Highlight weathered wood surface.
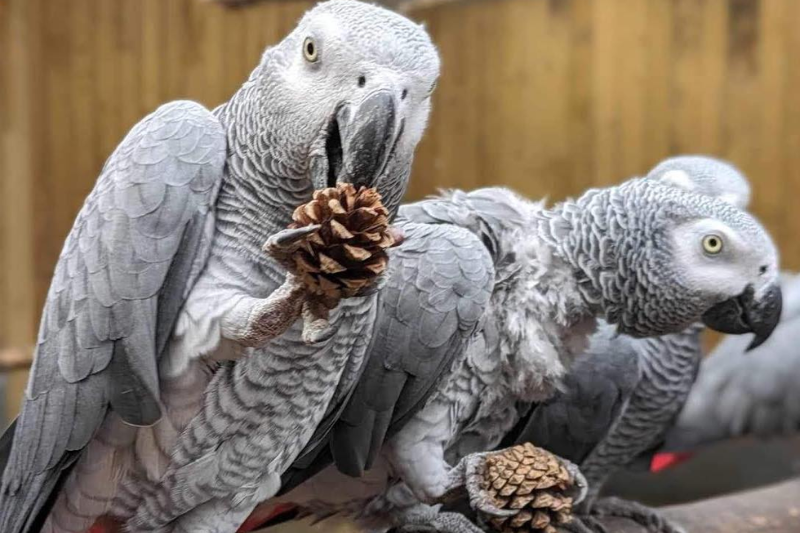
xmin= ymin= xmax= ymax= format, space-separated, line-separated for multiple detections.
xmin=604 ymin=477 xmax=800 ymax=533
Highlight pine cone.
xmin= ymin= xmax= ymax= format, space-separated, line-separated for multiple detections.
xmin=481 ymin=443 xmax=575 ymax=533
xmin=289 ymin=183 xmax=400 ymax=306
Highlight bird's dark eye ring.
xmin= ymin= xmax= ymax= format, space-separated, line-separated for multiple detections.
xmin=303 ymin=37 xmax=318 ymax=62
xmin=702 ymin=234 xmax=723 ymax=255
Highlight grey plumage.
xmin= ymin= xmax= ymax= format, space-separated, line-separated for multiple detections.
xmin=0 ymin=2 xmax=440 ymax=532
xmin=507 ymin=324 xmax=702 ymax=500
xmin=645 ymin=155 xmax=751 ymax=209
xmin=664 ymin=272 xmax=800 ymax=450
xmin=267 ymin=172 xmax=781 ymax=533
xmin=0 ymin=101 xmax=226 ymax=533
xmin=498 ymin=157 xmax=757 ymax=533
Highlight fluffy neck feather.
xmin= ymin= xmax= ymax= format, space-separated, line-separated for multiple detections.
xmin=478 ymin=195 xmax=601 ymax=402
xmin=212 ymin=52 xmax=316 ymax=269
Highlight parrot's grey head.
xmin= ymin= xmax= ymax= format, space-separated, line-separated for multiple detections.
xmin=549 ymin=179 xmax=781 ymax=349
xmin=242 ymin=0 xmax=439 ymax=215
xmin=646 ymin=155 xmax=751 ymax=210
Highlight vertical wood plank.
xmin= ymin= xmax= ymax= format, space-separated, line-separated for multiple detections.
xmin=5 ymin=0 xmax=800 ymax=425
xmin=1 ymin=0 xmax=39 ymax=418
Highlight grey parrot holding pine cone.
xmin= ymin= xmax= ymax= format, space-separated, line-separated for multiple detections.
xmin=0 ymin=1 xmax=440 ymax=532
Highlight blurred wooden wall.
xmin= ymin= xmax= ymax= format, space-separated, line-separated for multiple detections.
xmin=2 ymin=0 xmax=800 ymax=417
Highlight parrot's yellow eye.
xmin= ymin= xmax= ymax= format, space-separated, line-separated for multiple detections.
xmin=702 ymin=234 xmax=723 ymax=255
xmin=303 ymin=37 xmax=318 ymax=62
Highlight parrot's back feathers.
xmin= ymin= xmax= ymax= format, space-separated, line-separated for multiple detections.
xmin=0 ymin=101 xmax=227 ymax=533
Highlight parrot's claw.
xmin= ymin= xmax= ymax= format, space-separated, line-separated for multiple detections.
xmin=263 ymin=225 xmax=321 ymax=267
xmin=588 ymin=497 xmax=686 ymax=533
xmin=559 ymin=457 xmax=589 ymax=505
xmin=392 ymin=504 xmax=488 ymax=533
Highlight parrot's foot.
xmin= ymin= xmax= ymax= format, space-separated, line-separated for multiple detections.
xmin=587 ymin=497 xmax=685 ymax=533
xmin=301 ymin=297 xmax=335 ymax=344
xmin=557 ymin=515 xmax=609 ymax=533
xmin=558 ymin=456 xmax=589 ymax=505
xmin=391 ymin=504 xmax=487 ymax=533
xmin=441 ymin=448 xmax=589 ymax=520
xmin=442 ymin=451 xmax=518 ymax=518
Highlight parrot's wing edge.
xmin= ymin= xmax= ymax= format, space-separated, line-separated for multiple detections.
xmin=0 ymin=100 xmax=226 ymax=533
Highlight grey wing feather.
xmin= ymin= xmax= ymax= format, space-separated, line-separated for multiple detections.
xmin=398 ymin=187 xmax=528 ymax=260
xmin=0 ymin=101 xmax=226 ymax=533
xmin=664 ymin=273 xmax=800 ymax=450
xmin=504 ymin=324 xmax=642 ymax=464
xmin=281 ymin=222 xmax=494 ymax=488
xmin=330 ymin=222 xmax=494 ymax=477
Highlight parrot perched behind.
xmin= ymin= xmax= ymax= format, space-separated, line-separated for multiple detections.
xmin=0 ymin=2 xmax=440 ymax=533
xmin=661 ymin=272 xmax=800 ymax=452
xmin=252 ymin=171 xmax=782 ymax=533
xmin=496 ymin=156 xmax=757 ymax=533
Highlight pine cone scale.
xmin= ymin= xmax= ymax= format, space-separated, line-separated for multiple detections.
xmin=287 ymin=183 xmax=400 ymax=304
xmin=480 ymin=443 xmax=576 ymax=533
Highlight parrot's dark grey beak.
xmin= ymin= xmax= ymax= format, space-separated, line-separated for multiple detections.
xmin=701 ymin=283 xmax=782 ymax=350
xmin=336 ymin=90 xmax=398 ymax=188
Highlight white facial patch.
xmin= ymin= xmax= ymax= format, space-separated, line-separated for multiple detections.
xmin=671 ymin=219 xmax=751 ymax=298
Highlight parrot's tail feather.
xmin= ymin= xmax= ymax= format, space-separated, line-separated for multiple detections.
xmin=650 ymin=452 xmax=694 ymax=473
xmin=237 ymin=503 xmax=299 ymax=532
xmin=0 ymin=451 xmax=79 ymax=533
xmin=0 ymin=418 xmax=17 ymax=479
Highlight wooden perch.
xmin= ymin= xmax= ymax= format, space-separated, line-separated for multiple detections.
xmin=599 ymin=477 xmax=800 ymax=533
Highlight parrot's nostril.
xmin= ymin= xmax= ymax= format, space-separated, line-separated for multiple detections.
xmin=401 ymin=89 xmax=408 ymax=100
xmin=759 ymin=265 xmax=768 ymax=275
xmin=358 ymin=76 xmax=366 ymax=88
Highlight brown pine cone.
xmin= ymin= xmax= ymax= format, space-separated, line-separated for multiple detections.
xmin=289 ymin=183 xmax=401 ymax=307
xmin=481 ymin=443 xmax=575 ymax=533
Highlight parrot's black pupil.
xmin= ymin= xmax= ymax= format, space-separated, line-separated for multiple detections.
xmin=306 ymin=42 xmax=314 ymax=56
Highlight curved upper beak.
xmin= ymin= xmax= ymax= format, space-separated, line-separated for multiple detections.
xmin=333 ymin=90 xmax=399 ymax=188
xmin=701 ymin=283 xmax=783 ymax=351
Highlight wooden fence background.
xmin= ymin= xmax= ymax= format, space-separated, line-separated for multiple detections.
xmin=2 ymin=0 xmax=800 ymax=449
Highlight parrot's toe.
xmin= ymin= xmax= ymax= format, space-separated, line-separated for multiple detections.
xmin=589 ymin=497 xmax=686 ymax=533
xmin=461 ymin=453 xmax=518 ymax=518
xmin=558 ymin=457 xmax=589 ymax=505
xmin=558 ymin=515 xmax=609 ymax=533
xmin=392 ymin=505 xmax=487 ymax=533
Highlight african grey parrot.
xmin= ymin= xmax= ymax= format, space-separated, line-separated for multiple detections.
xmin=0 ymin=2 xmax=440 ymax=532
xmin=248 ymin=171 xmax=782 ymax=533
xmin=661 ymin=271 xmax=800 ymax=452
xmin=494 ymin=156 xmax=759 ymax=533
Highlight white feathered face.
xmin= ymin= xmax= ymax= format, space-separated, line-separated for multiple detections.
xmin=261 ymin=0 xmax=440 ymax=214
xmin=671 ymin=217 xmax=778 ymax=304
xmin=665 ymin=197 xmax=781 ymax=349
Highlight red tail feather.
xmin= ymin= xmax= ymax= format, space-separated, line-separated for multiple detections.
xmin=651 ymin=452 xmax=693 ymax=473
